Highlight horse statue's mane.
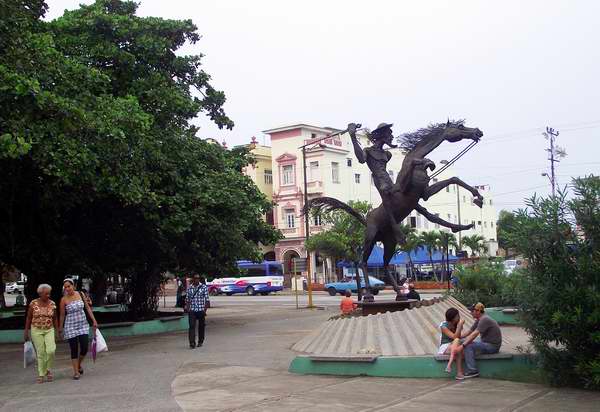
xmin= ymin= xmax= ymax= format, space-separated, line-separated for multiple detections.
xmin=397 ymin=119 xmax=466 ymax=152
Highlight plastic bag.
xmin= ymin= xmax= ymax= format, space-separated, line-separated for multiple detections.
xmin=23 ymin=341 xmax=36 ymax=369
xmin=95 ymin=329 xmax=108 ymax=353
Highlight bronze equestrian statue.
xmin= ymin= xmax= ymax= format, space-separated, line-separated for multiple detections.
xmin=305 ymin=120 xmax=484 ymax=301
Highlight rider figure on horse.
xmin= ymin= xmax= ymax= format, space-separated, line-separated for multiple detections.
xmin=348 ymin=122 xmax=406 ymax=244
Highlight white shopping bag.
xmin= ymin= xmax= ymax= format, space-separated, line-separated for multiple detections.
xmin=95 ymin=329 xmax=108 ymax=353
xmin=23 ymin=341 xmax=36 ymax=369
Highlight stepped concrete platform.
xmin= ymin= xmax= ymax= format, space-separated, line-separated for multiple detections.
xmin=289 ymin=297 xmax=537 ymax=382
xmin=293 ymin=296 xmax=510 ymax=357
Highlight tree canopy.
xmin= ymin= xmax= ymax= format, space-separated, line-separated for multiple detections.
xmin=0 ymin=1 xmax=280 ymax=313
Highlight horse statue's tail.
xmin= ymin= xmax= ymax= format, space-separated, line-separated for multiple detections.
xmin=303 ymin=197 xmax=366 ymax=226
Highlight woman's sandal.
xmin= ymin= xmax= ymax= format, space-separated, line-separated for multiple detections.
xmin=36 ymin=376 xmax=44 ymax=384
xmin=73 ymin=374 xmax=80 ymax=380
xmin=79 ymin=367 xmax=84 ymax=375
xmin=46 ymin=371 xmax=53 ymax=382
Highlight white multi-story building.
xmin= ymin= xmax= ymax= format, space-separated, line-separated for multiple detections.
xmin=250 ymin=123 xmax=497 ymax=285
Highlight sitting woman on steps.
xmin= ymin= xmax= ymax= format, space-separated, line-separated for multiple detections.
xmin=439 ymin=307 xmax=465 ymax=380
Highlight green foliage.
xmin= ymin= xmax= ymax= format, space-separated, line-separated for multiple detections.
xmin=0 ymin=1 xmax=280 ymax=316
xmin=305 ymin=201 xmax=371 ymax=265
xmin=497 ymin=210 xmax=518 ymax=256
xmin=509 ymin=176 xmax=600 ymax=389
xmin=451 ymin=262 xmax=521 ymax=307
xmin=462 ymin=234 xmax=486 ymax=256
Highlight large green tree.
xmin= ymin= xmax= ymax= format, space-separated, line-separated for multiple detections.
xmin=305 ymin=201 xmax=371 ymax=299
xmin=497 ymin=210 xmax=518 ymax=257
xmin=0 ymin=1 xmax=280 ymax=314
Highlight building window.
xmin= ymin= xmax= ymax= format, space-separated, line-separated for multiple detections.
xmin=309 ymin=161 xmax=319 ymax=181
xmin=371 ymin=174 xmax=374 ymax=185
xmin=331 ymin=162 xmax=340 ymax=183
xmin=472 ymin=220 xmax=475 ymax=226
xmin=409 ymin=216 xmax=417 ymax=228
xmin=489 ymin=199 xmax=493 ymax=205
xmin=282 ymin=165 xmax=294 ymax=185
xmin=347 ymin=158 xmax=352 ymax=167
xmin=447 ymin=213 xmax=452 ymax=223
xmin=491 ymin=222 xmax=494 ymax=228
xmin=265 ymin=210 xmax=274 ymax=226
xmin=313 ymin=214 xmax=322 ymax=226
xmin=354 ymin=173 xmax=361 ymax=184
xmin=285 ymin=209 xmax=295 ymax=228
xmin=446 ymin=186 xmax=450 ymax=193
xmin=432 ymin=178 xmax=438 ymax=183
xmin=264 ymin=169 xmax=272 ymax=185
xmin=311 ymin=133 xmax=317 ymax=139
xmin=477 ymin=221 xmax=482 ymax=226
xmin=388 ymin=170 xmax=394 ymax=180
xmin=484 ymin=221 xmax=488 ymax=228
xmin=435 ymin=213 xmax=440 ymax=229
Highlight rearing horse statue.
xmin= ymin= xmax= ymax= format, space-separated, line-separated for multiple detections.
xmin=305 ymin=120 xmax=484 ymax=301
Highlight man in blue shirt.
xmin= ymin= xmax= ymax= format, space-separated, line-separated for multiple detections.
xmin=185 ymin=273 xmax=210 ymax=349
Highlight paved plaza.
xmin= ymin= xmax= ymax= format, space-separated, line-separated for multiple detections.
xmin=1 ymin=295 xmax=599 ymax=411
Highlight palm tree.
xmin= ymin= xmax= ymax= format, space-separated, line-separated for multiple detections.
xmin=462 ymin=234 xmax=487 ymax=257
xmin=419 ymin=230 xmax=441 ymax=281
xmin=437 ymin=232 xmax=458 ymax=281
xmin=396 ymin=226 xmax=425 ymax=279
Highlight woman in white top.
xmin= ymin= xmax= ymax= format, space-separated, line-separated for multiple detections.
xmin=439 ymin=307 xmax=465 ymax=380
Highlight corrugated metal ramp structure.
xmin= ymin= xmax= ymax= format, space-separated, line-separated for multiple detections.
xmin=292 ymin=297 xmax=511 ymax=357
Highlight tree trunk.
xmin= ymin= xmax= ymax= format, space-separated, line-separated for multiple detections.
xmin=0 ymin=278 xmax=5 ymax=309
xmin=353 ymin=262 xmax=362 ymax=301
xmin=429 ymin=252 xmax=438 ymax=282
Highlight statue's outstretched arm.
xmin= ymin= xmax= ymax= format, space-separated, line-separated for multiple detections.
xmin=348 ymin=123 xmax=366 ymax=163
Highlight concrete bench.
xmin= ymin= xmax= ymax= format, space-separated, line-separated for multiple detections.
xmin=98 ymin=322 xmax=135 ymax=329
xmin=309 ymin=354 xmax=379 ymax=363
xmin=159 ymin=316 xmax=184 ymax=323
xmin=434 ymin=353 xmax=513 ymax=361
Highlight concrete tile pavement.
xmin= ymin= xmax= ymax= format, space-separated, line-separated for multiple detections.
xmin=171 ymin=363 xmax=600 ymax=411
xmin=2 ymin=302 xmax=599 ymax=411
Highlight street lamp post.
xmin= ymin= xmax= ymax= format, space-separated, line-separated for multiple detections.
xmin=301 ymin=145 xmax=314 ymax=308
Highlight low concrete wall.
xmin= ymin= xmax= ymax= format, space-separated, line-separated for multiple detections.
xmin=0 ymin=316 xmax=188 ymax=344
xmin=289 ymin=354 xmax=542 ymax=383
xmin=486 ymin=308 xmax=522 ymax=325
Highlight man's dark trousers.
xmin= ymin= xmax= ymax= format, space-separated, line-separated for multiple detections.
xmin=188 ymin=311 xmax=206 ymax=346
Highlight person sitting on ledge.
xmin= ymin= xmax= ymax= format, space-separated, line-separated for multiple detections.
xmin=439 ymin=307 xmax=465 ymax=380
xmin=406 ymin=280 xmax=420 ymax=300
xmin=340 ymin=289 xmax=357 ymax=315
xmin=460 ymin=302 xmax=502 ymax=379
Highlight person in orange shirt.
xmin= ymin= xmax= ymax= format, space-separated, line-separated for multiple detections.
xmin=340 ymin=289 xmax=357 ymax=315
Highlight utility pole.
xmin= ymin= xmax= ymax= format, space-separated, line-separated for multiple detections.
xmin=545 ymin=127 xmax=560 ymax=197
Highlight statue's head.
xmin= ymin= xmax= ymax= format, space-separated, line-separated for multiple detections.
xmin=442 ymin=119 xmax=483 ymax=143
xmin=369 ymin=123 xmax=398 ymax=148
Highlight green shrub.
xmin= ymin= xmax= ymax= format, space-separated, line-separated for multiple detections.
xmin=509 ymin=177 xmax=600 ymax=389
xmin=451 ymin=261 xmax=520 ymax=307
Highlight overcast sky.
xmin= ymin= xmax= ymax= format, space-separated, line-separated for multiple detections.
xmin=46 ymin=0 xmax=600 ymax=212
